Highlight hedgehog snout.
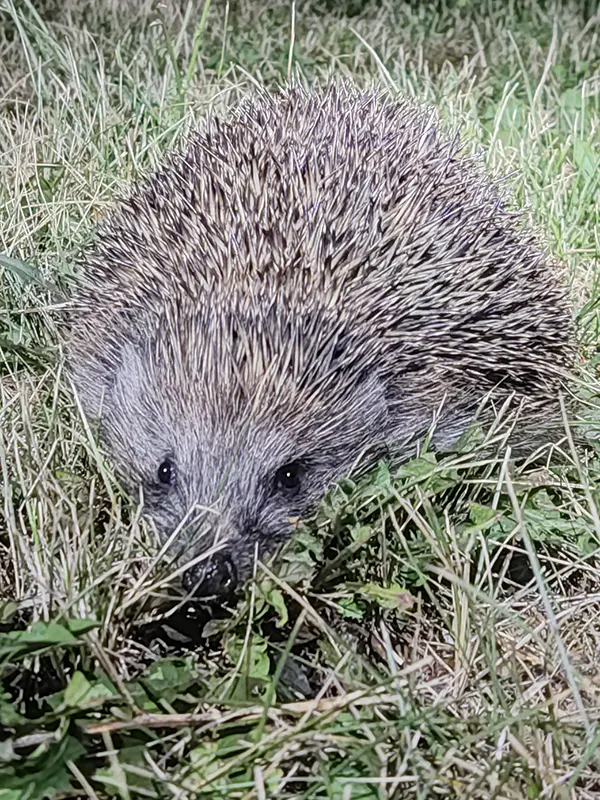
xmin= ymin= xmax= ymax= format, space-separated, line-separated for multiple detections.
xmin=182 ymin=552 xmax=238 ymax=598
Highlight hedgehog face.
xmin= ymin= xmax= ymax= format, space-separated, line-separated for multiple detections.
xmin=84 ymin=338 xmax=391 ymax=596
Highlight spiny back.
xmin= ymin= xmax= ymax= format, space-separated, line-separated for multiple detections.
xmin=73 ymin=83 xmax=571 ymax=404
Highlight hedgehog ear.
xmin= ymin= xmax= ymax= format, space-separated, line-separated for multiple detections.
xmin=69 ymin=352 xmax=108 ymax=425
xmin=71 ymin=342 xmax=148 ymax=426
xmin=110 ymin=343 xmax=148 ymax=405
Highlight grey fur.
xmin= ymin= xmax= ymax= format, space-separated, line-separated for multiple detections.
xmin=66 ymin=83 xmax=573 ymax=586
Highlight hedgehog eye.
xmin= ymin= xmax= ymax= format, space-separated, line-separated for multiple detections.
xmin=274 ymin=461 xmax=305 ymax=493
xmin=157 ymin=458 xmax=175 ymax=486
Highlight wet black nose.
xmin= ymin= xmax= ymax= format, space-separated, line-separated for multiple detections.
xmin=182 ymin=553 xmax=238 ymax=598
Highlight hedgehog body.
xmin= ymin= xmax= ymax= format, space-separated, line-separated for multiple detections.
xmin=67 ymin=84 xmax=573 ymax=595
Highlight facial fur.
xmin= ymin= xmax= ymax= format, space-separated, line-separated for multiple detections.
xmin=78 ymin=308 xmax=396 ymax=583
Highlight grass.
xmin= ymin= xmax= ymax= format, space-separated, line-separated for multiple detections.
xmin=1 ymin=0 xmax=600 ymax=797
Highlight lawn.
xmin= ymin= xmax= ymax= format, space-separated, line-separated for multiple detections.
xmin=1 ymin=1 xmax=600 ymax=797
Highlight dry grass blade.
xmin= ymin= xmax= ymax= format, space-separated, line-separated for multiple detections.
xmin=1 ymin=1 xmax=600 ymax=798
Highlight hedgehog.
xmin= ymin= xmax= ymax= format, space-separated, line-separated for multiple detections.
xmin=66 ymin=83 xmax=573 ymax=597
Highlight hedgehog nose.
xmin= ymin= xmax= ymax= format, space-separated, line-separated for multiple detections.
xmin=182 ymin=553 xmax=238 ymax=598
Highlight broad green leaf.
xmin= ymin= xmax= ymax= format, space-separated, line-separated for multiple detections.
xmin=0 ymin=696 xmax=25 ymax=728
xmin=0 ymin=254 xmax=62 ymax=298
xmin=0 ymin=736 xmax=84 ymax=800
xmin=65 ymin=619 xmax=100 ymax=636
xmin=396 ymin=454 xmax=438 ymax=479
xmin=358 ymin=582 xmax=415 ymax=611
xmin=63 ymin=671 xmax=115 ymax=710
xmin=573 ymin=141 xmax=600 ymax=180
xmin=0 ymin=620 xmax=97 ymax=661
xmin=140 ymin=657 xmax=197 ymax=703
xmin=263 ymin=586 xmax=288 ymax=627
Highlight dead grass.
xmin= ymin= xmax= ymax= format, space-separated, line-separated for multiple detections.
xmin=1 ymin=1 xmax=600 ymax=798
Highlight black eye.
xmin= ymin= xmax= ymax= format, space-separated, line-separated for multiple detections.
xmin=157 ymin=458 xmax=175 ymax=486
xmin=274 ymin=461 xmax=305 ymax=492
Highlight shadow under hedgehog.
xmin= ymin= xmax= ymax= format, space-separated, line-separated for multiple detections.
xmin=65 ymin=82 xmax=574 ymax=598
